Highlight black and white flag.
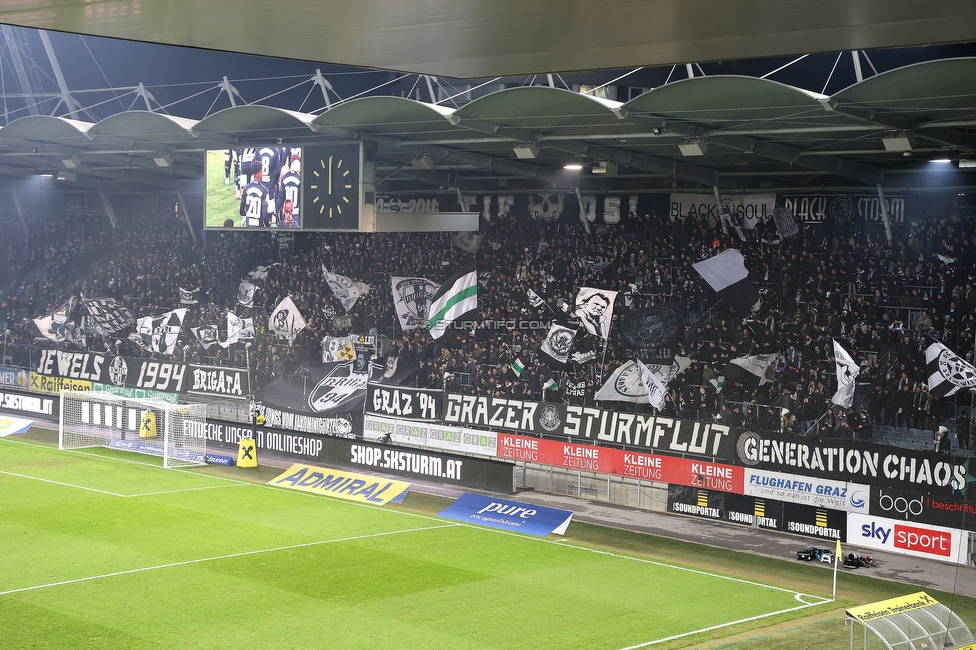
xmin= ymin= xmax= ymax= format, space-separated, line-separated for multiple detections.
xmin=594 ymin=357 xmax=691 ymax=403
xmin=452 ymin=232 xmax=484 ymax=254
xmin=925 ymin=341 xmax=976 ymax=397
xmin=619 ymin=303 xmax=685 ymax=364
xmin=322 ymin=335 xmax=357 ymax=363
xmin=83 ymin=297 xmax=135 ymax=337
xmin=239 ymin=317 xmax=255 ymax=340
xmin=134 ymin=308 xmax=187 ymax=355
xmin=33 ymin=300 xmax=86 ymax=347
xmin=771 ymin=207 xmax=800 ymax=240
xmin=221 ymin=312 xmax=243 ymax=348
xmin=573 ymin=287 xmax=617 ymax=339
xmin=390 ymin=276 xmax=440 ymax=330
xmin=831 ymin=339 xmax=859 ymax=408
xmin=322 ymin=265 xmax=370 ymax=313
xmin=692 ymin=249 xmax=759 ymax=317
xmin=179 ymin=287 xmax=200 ymax=305
xmin=191 ymin=326 xmax=219 ymax=351
xmin=730 ymin=353 xmax=779 ymax=386
xmin=237 ymin=281 xmax=256 ymax=309
xmin=269 ymin=296 xmax=307 ymax=340
xmin=526 ymin=288 xmax=544 ymax=308
xmin=539 ymin=323 xmax=577 ymax=367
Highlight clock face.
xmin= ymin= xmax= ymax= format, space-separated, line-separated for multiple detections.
xmin=303 ymin=143 xmax=361 ymax=230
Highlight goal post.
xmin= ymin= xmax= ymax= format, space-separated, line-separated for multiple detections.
xmin=59 ymin=390 xmax=208 ymax=468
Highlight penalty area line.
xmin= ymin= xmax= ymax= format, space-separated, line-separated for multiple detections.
xmin=0 ymin=523 xmax=457 ymax=597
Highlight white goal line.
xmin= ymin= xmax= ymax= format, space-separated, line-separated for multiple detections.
xmin=0 ymin=469 xmax=246 ymax=498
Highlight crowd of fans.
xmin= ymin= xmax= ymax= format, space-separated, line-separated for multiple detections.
xmin=0 ymin=199 xmax=973 ymax=451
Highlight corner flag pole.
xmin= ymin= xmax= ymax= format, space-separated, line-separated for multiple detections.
xmin=832 ymin=537 xmax=842 ymax=600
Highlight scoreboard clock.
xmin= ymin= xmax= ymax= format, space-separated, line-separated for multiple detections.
xmin=303 ymin=142 xmax=362 ymax=230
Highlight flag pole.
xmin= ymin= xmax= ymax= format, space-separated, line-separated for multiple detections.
xmin=832 ymin=537 xmax=841 ymax=600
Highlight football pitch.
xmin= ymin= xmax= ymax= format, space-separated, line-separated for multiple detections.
xmin=1 ymin=435 xmax=833 ymax=649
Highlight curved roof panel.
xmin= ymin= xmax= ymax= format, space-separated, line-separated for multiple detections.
xmin=88 ymin=112 xmax=198 ymax=144
xmin=313 ymin=97 xmax=458 ymax=136
xmin=455 ymin=86 xmax=624 ymax=131
xmin=831 ymin=57 xmax=976 ymax=122
xmin=192 ymin=106 xmax=315 ymax=138
xmin=622 ymin=76 xmax=833 ymax=128
xmin=0 ymin=115 xmax=94 ymax=145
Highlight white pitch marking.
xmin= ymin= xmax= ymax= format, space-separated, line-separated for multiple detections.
xmin=0 ymin=470 xmax=126 ymax=497
xmin=0 ymin=524 xmax=457 ymax=597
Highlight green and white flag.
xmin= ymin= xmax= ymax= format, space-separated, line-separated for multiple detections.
xmin=427 ymin=266 xmax=478 ymax=339
xmin=512 ymin=358 xmax=525 ymax=377
xmin=543 ymin=378 xmax=559 ymax=391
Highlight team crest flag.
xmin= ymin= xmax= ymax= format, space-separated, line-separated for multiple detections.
xmin=730 ymin=353 xmax=779 ymax=386
xmin=427 ymin=266 xmax=478 ymax=340
xmin=539 ymin=323 xmax=577 ymax=367
xmin=134 ymin=308 xmax=187 ymax=355
xmin=269 ymin=296 xmax=307 ymax=340
xmin=595 ymin=357 xmax=691 ymax=403
xmin=322 ymin=265 xmax=370 ymax=313
xmin=237 ymin=281 xmax=256 ymax=308
xmin=831 ymin=339 xmax=859 ymax=407
xmin=191 ymin=325 xmax=219 ymax=351
xmin=390 ymin=276 xmax=440 ymax=330
xmin=925 ymin=340 xmax=976 ymax=397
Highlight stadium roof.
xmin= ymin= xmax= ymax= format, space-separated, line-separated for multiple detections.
xmin=0 ymin=57 xmax=973 ymax=195
xmin=3 ymin=1 xmax=976 ymax=79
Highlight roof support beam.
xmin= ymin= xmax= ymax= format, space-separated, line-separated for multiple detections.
xmin=626 ymin=113 xmax=886 ymax=185
xmin=827 ymin=100 xmax=973 ymax=150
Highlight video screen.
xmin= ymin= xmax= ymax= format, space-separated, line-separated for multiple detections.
xmin=205 ymin=147 xmax=303 ymax=229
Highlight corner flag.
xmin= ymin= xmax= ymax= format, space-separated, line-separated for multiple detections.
xmin=427 ymin=266 xmax=478 ymax=339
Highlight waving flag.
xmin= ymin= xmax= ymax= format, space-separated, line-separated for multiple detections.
xmin=134 ymin=308 xmax=187 ymax=355
xmin=925 ymin=340 xmax=976 ymax=398
xmin=831 ymin=340 xmax=859 ymax=408
xmin=322 ymin=265 xmax=370 ymax=313
xmin=269 ymin=296 xmax=307 ymax=340
xmin=427 ymin=266 xmax=478 ymax=340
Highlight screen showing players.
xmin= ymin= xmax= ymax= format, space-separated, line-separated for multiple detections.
xmin=204 ymin=147 xmax=303 ymax=230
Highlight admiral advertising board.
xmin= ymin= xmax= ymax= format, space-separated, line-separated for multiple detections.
xmin=365 ymin=384 xmax=442 ymax=421
xmin=870 ymin=486 xmax=975 ymax=530
xmin=743 ymin=468 xmax=870 ymax=514
xmin=206 ymin=418 xmax=514 ymax=493
xmin=497 ymin=433 xmax=744 ymax=493
xmin=445 ymin=394 xmax=734 ymax=460
xmin=734 ymin=430 xmax=967 ymax=495
xmin=847 ymin=512 xmax=965 ymax=564
xmin=32 ymin=351 xmax=249 ymax=399
xmin=363 ymin=414 xmax=497 ymax=457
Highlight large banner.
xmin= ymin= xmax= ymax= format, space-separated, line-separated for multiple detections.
xmin=259 ymin=361 xmax=368 ymax=416
xmin=669 ymin=193 xmax=776 ymax=230
xmin=444 ymin=394 xmax=734 ymax=460
xmin=497 ymin=433 xmax=744 ymax=492
xmin=365 ymin=384 xmax=442 ymax=421
xmin=33 ymin=350 xmax=249 ymax=399
xmin=437 ymin=493 xmax=573 ymax=537
xmin=733 ymin=430 xmax=967 ymax=495
xmin=82 ymin=297 xmax=136 ymax=336
xmin=782 ymin=192 xmax=905 ymax=224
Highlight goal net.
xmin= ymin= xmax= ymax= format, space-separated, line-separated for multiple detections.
xmin=59 ymin=390 xmax=207 ymax=468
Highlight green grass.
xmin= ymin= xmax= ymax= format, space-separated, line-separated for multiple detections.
xmin=204 ymin=149 xmax=241 ymax=228
xmin=2 ymin=430 xmax=973 ymax=649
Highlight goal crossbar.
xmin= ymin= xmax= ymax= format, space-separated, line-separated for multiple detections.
xmin=59 ymin=390 xmax=207 ymax=468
